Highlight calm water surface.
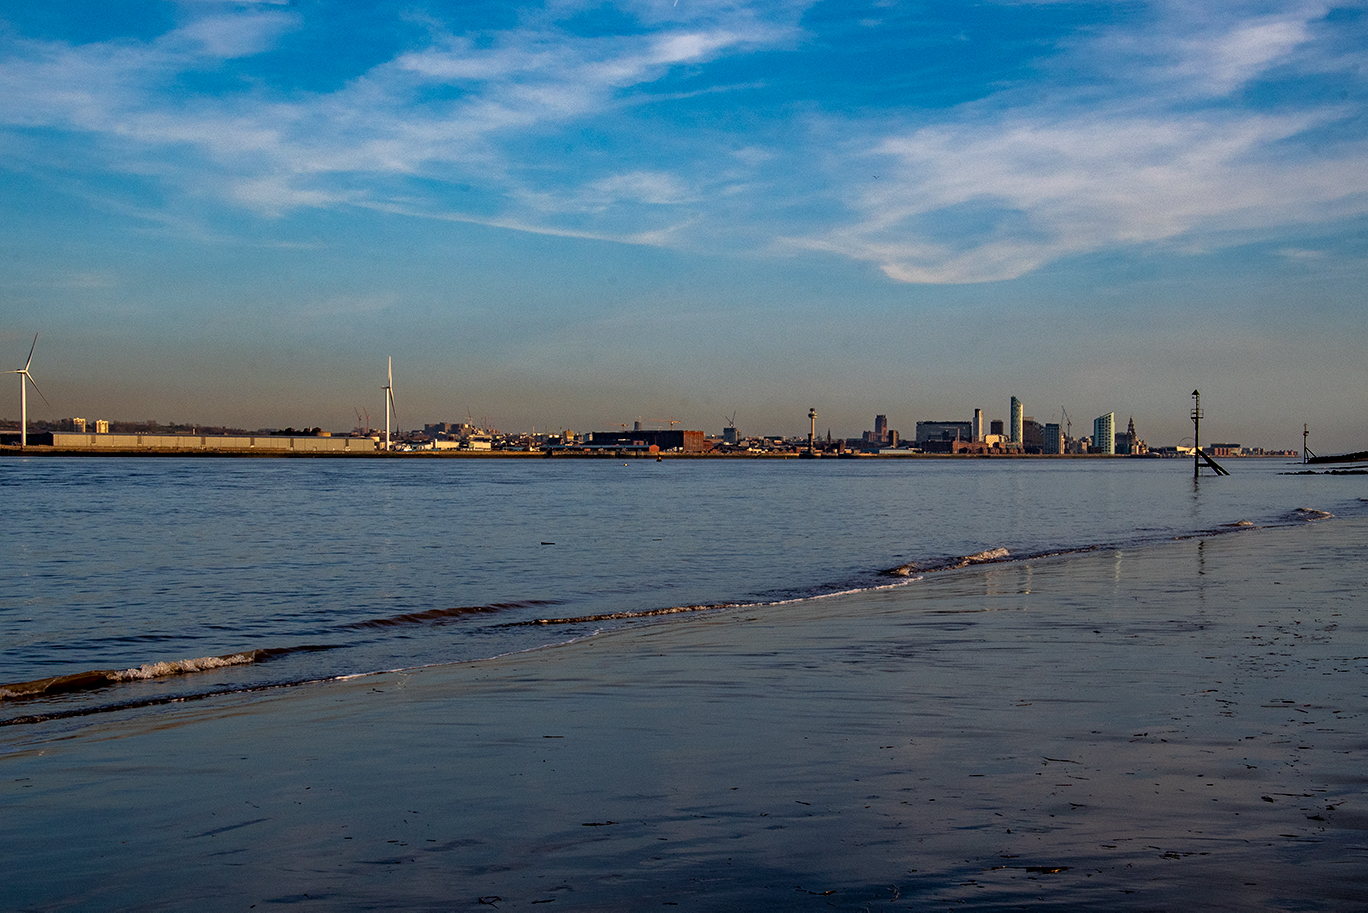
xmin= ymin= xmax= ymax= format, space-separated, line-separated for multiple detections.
xmin=2 ymin=455 xmax=1361 ymax=724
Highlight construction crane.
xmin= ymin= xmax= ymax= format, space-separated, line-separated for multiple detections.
xmin=646 ymin=418 xmax=681 ymax=429
xmin=1060 ymin=406 xmax=1072 ymax=440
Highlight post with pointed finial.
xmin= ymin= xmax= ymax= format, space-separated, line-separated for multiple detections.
xmin=1190 ymin=390 xmax=1203 ymax=478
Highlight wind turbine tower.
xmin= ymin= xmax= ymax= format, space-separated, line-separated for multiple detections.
xmin=8 ymin=334 xmax=49 ymax=449
xmin=382 ymin=357 xmax=397 ymax=452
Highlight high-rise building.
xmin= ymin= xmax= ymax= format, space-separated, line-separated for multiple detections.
xmin=990 ymin=419 xmax=1004 ymax=436
xmin=972 ymin=408 xmax=984 ymax=443
xmin=1093 ymin=412 xmax=1115 ymax=455
xmin=1043 ymin=423 xmax=1064 ymax=454
xmin=874 ymin=414 xmax=888 ymax=441
xmin=1010 ymin=397 xmax=1023 ymax=444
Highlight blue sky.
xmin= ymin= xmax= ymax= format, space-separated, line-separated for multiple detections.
xmin=2 ymin=0 xmax=1366 ymax=449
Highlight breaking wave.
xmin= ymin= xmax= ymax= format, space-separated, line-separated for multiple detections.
xmin=884 ymin=547 xmax=1011 ymax=577
xmin=0 ymin=645 xmax=337 ymax=702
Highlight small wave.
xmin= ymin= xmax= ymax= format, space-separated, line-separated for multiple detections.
xmin=342 ymin=600 xmax=560 ymax=630
xmin=0 ymin=645 xmax=336 ymax=701
xmin=509 ymin=603 xmax=740 ymax=627
xmin=1292 ymin=507 xmax=1334 ymax=521
xmin=885 ymin=547 xmax=1010 ymax=577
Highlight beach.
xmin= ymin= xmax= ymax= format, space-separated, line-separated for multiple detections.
xmin=4 ymin=513 xmax=1365 ymax=911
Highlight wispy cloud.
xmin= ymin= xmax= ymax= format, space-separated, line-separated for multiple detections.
xmin=793 ymin=0 xmax=1368 ymax=281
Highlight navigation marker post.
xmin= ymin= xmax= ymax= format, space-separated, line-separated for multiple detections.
xmin=1191 ymin=390 xmax=1202 ymax=479
xmin=1190 ymin=390 xmax=1230 ymax=477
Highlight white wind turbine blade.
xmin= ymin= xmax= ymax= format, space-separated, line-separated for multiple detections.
xmin=24 ymin=371 xmax=50 ymax=408
xmin=23 ymin=333 xmax=37 ymax=372
xmin=387 ymin=358 xmax=397 ymax=418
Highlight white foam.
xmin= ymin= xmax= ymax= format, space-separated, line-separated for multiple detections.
xmin=106 ymin=652 xmax=258 ymax=682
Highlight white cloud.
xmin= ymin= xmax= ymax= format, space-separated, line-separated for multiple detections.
xmin=792 ymin=1 xmax=1368 ymax=282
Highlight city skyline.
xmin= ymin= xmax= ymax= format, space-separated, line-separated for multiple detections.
xmin=2 ymin=2 xmax=1366 ymax=451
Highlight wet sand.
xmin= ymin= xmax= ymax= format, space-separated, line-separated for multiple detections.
xmin=4 ymin=518 xmax=1367 ymax=911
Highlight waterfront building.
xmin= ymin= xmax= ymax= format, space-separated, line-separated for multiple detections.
xmin=915 ymin=421 xmax=973 ymax=445
xmin=586 ymin=429 xmax=705 ymax=452
xmin=1043 ymin=422 xmax=1064 ymax=454
xmin=972 ymin=409 xmax=984 ymax=443
xmin=1093 ymin=413 xmax=1115 ymax=455
xmin=990 ymin=419 xmax=1004 ymax=437
xmin=1010 ymin=397 xmax=1023 ymax=445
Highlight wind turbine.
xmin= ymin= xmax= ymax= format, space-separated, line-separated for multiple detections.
xmin=382 ymin=357 xmax=397 ymax=451
xmin=8 ymin=334 xmax=49 ymax=449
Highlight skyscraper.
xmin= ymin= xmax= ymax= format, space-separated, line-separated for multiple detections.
xmin=1043 ymin=422 xmax=1063 ymax=454
xmin=874 ymin=414 xmax=888 ymax=444
xmin=972 ymin=408 xmax=984 ymax=443
xmin=1010 ymin=397 xmax=1023 ymax=445
xmin=1093 ymin=412 xmax=1115 ymax=455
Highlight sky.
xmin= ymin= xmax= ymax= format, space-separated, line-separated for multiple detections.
xmin=1 ymin=0 xmax=1366 ymax=450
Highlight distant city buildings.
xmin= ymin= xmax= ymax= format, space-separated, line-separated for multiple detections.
xmin=1115 ymin=416 xmax=1146 ymax=455
xmin=862 ymin=413 xmax=899 ymax=447
xmin=1 ymin=392 xmax=1278 ymax=458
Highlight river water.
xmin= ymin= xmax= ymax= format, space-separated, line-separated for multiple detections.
xmin=2 ymin=454 xmax=1361 ymax=727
